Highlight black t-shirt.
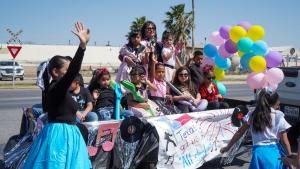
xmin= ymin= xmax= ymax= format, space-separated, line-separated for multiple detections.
xmin=70 ymin=87 xmax=92 ymax=111
xmin=189 ymin=63 xmax=204 ymax=91
xmin=95 ymin=87 xmax=116 ymax=110
xmin=46 ymin=47 xmax=85 ymax=124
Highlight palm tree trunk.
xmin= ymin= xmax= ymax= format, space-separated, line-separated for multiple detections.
xmin=192 ymin=0 xmax=195 ymax=54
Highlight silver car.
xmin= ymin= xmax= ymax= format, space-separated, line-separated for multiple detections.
xmin=0 ymin=60 xmax=25 ymax=80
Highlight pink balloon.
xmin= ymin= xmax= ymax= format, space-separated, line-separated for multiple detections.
xmin=246 ymin=72 xmax=267 ymax=90
xmin=202 ymin=57 xmax=215 ymax=66
xmin=218 ymin=44 xmax=232 ymax=58
xmin=265 ymin=68 xmax=284 ymax=84
xmin=209 ymin=31 xmax=224 ymax=46
xmin=269 ymin=83 xmax=278 ymax=91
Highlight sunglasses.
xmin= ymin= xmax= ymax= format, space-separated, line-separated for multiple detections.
xmin=179 ymin=73 xmax=189 ymax=77
xmin=206 ymin=76 xmax=216 ymax=80
xmin=146 ymin=27 xmax=155 ymax=30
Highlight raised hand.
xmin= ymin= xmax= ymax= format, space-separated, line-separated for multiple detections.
xmin=72 ymin=21 xmax=90 ymax=49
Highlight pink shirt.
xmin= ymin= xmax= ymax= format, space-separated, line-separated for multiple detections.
xmin=150 ymin=79 xmax=167 ymax=98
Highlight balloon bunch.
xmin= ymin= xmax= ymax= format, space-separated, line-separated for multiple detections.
xmin=204 ymin=21 xmax=284 ymax=91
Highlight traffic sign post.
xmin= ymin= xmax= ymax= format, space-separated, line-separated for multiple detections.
xmin=6 ymin=29 xmax=23 ymax=88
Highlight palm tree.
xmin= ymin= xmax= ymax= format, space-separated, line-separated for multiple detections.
xmin=126 ymin=16 xmax=146 ymax=38
xmin=163 ymin=4 xmax=193 ymax=46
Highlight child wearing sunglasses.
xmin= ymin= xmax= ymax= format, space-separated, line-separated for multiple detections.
xmin=171 ymin=66 xmax=208 ymax=113
xmin=199 ymin=65 xmax=229 ymax=110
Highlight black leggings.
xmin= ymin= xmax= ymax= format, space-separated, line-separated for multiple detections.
xmin=207 ymin=101 xmax=229 ymax=110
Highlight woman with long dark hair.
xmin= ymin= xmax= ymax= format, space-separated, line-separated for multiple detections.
xmin=23 ymin=22 xmax=91 ymax=169
xmin=221 ymin=88 xmax=292 ymax=169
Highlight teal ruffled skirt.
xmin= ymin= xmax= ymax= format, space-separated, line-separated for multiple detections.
xmin=23 ymin=123 xmax=91 ymax=169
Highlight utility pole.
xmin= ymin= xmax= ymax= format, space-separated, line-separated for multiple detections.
xmin=192 ymin=0 xmax=195 ymax=53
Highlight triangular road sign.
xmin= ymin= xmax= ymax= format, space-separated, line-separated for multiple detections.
xmin=7 ymin=45 xmax=22 ymax=59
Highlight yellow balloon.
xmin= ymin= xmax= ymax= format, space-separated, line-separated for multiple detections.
xmin=214 ymin=67 xmax=225 ymax=81
xmin=247 ymin=25 xmax=265 ymax=41
xmin=249 ymin=56 xmax=266 ymax=73
xmin=238 ymin=51 xmax=244 ymax=57
xmin=229 ymin=26 xmax=247 ymax=43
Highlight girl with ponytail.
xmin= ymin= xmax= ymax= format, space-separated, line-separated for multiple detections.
xmin=221 ymin=88 xmax=292 ymax=169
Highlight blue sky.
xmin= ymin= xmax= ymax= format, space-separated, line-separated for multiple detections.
xmin=0 ymin=0 xmax=299 ymax=48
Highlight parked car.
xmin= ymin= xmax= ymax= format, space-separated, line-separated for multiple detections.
xmin=277 ymin=66 xmax=300 ymax=126
xmin=0 ymin=60 xmax=24 ymax=80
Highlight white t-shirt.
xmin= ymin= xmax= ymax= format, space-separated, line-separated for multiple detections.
xmin=162 ymin=47 xmax=176 ymax=67
xmin=243 ymin=108 xmax=291 ymax=145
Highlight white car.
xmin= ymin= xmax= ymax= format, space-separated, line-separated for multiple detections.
xmin=277 ymin=66 xmax=300 ymax=126
xmin=0 ymin=60 xmax=25 ymax=80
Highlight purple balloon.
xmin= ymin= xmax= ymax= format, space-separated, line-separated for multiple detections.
xmin=224 ymin=39 xmax=237 ymax=54
xmin=265 ymin=51 xmax=283 ymax=68
xmin=219 ymin=25 xmax=231 ymax=40
xmin=219 ymin=44 xmax=231 ymax=58
xmin=238 ymin=21 xmax=252 ymax=30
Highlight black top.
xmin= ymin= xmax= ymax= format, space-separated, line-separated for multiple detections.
xmin=46 ymin=47 xmax=85 ymax=124
xmin=189 ymin=63 xmax=204 ymax=91
xmin=70 ymin=86 xmax=92 ymax=112
xmin=95 ymin=87 xmax=116 ymax=110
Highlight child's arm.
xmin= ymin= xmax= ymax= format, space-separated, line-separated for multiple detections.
xmin=127 ymin=94 xmax=150 ymax=109
xmin=175 ymin=54 xmax=183 ymax=67
xmin=150 ymin=55 xmax=157 ymax=83
xmin=185 ymin=52 xmax=193 ymax=67
xmin=146 ymin=79 xmax=157 ymax=92
xmin=172 ymin=95 xmax=193 ymax=102
xmin=192 ymin=93 xmax=201 ymax=106
xmin=281 ymin=138 xmax=300 ymax=167
xmin=81 ymin=102 xmax=93 ymax=121
xmin=220 ymin=123 xmax=249 ymax=153
xmin=280 ymin=131 xmax=292 ymax=156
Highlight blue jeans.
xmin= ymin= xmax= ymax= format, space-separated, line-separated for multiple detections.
xmin=32 ymin=103 xmax=44 ymax=118
xmin=96 ymin=107 xmax=134 ymax=120
xmin=76 ymin=111 xmax=98 ymax=123
xmin=121 ymin=110 xmax=134 ymax=119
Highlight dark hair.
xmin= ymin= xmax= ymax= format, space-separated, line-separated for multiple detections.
xmin=173 ymin=66 xmax=197 ymax=97
xmin=73 ymin=73 xmax=84 ymax=87
xmin=88 ymin=68 xmax=111 ymax=93
xmin=162 ymin=30 xmax=173 ymax=41
xmin=251 ymin=89 xmax=279 ymax=132
xmin=42 ymin=55 xmax=68 ymax=112
xmin=130 ymin=64 xmax=146 ymax=76
xmin=141 ymin=21 xmax=157 ymax=40
xmin=155 ymin=62 xmax=165 ymax=70
xmin=193 ymin=50 xmax=203 ymax=57
xmin=128 ymin=31 xmax=142 ymax=46
xmin=64 ymin=56 xmax=73 ymax=61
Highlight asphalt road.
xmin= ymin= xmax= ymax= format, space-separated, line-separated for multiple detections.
xmin=0 ymin=84 xmax=254 ymax=168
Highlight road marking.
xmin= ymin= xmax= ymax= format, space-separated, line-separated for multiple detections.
xmin=0 ymin=96 xmax=40 ymax=101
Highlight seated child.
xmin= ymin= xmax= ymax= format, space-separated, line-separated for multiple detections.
xmin=69 ymin=73 xmax=98 ymax=122
xmin=127 ymin=65 xmax=158 ymax=117
xmin=89 ymin=68 xmax=133 ymax=120
xmin=171 ymin=67 xmax=208 ymax=113
xmin=199 ymin=65 xmax=229 ymax=110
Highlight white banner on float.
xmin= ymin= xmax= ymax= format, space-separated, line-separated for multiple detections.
xmin=147 ymin=109 xmax=238 ymax=169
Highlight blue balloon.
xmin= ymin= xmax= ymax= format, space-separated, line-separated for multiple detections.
xmin=237 ymin=37 xmax=253 ymax=53
xmin=215 ymin=54 xmax=231 ymax=70
xmin=204 ymin=44 xmax=218 ymax=58
xmin=240 ymin=53 xmax=255 ymax=70
xmin=252 ymin=40 xmax=268 ymax=56
xmin=214 ymin=80 xmax=227 ymax=96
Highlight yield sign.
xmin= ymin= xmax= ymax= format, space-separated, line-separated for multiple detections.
xmin=7 ymin=45 xmax=22 ymax=59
